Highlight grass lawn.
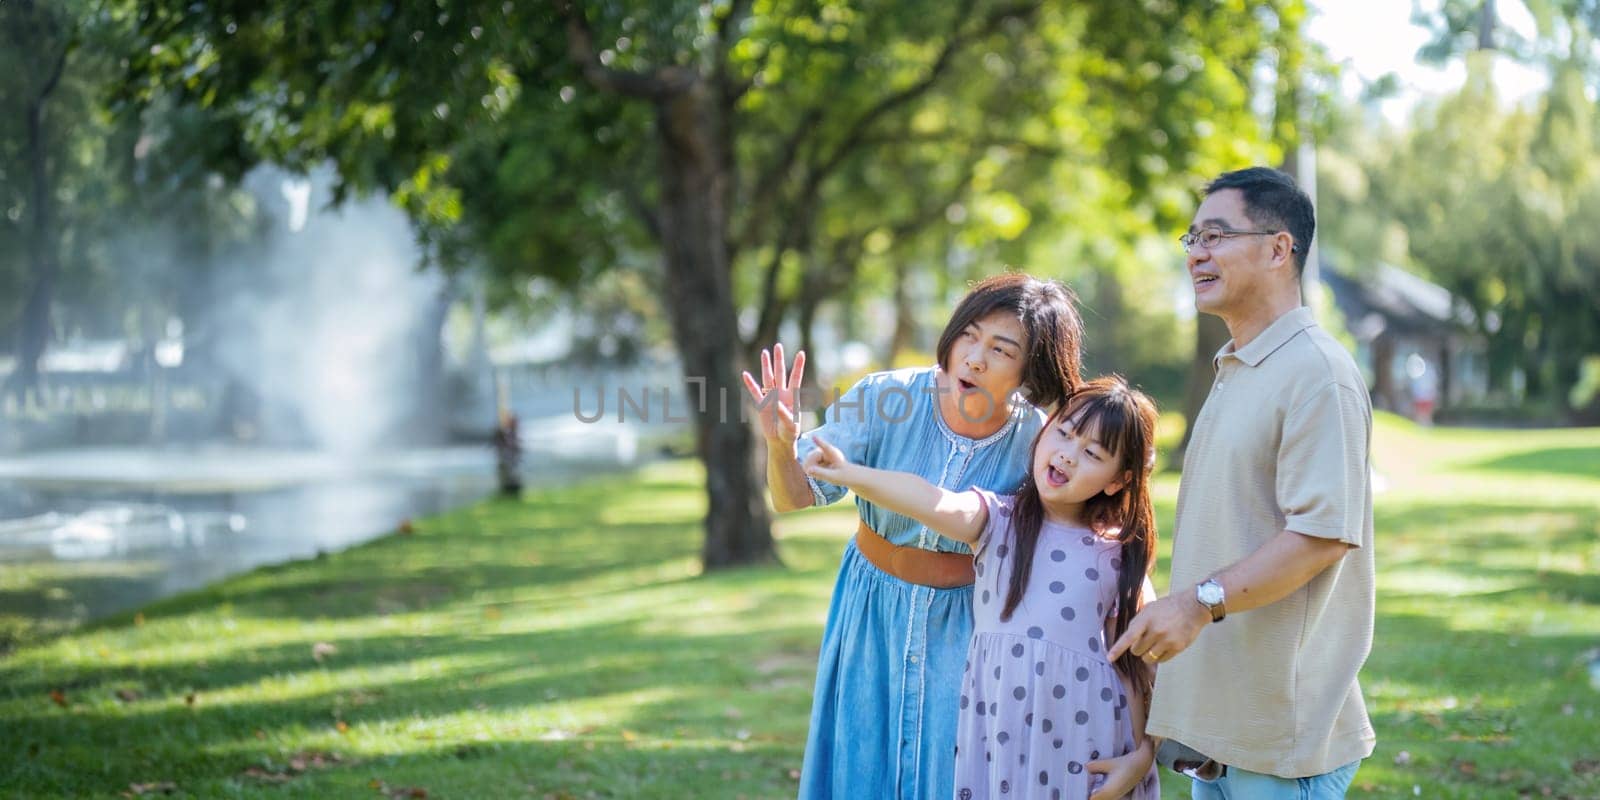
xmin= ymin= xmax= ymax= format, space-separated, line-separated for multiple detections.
xmin=2 ymin=414 xmax=1597 ymax=798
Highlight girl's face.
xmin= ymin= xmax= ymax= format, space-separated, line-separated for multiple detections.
xmin=1032 ymin=408 xmax=1129 ymax=510
xmin=943 ymin=310 xmax=1028 ymax=409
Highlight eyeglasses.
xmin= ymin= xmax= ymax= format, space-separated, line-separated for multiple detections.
xmin=1179 ymin=227 xmax=1299 ymax=255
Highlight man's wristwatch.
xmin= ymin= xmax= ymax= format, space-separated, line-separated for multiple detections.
xmin=1195 ymin=579 xmax=1227 ymax=622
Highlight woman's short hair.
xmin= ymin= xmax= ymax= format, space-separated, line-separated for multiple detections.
xmin=935 ymin=272 xmax=1083 ymax=409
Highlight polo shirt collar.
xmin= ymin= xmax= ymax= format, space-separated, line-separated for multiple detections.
xmin=1214 ymin=306 xmax=1317 ymax=368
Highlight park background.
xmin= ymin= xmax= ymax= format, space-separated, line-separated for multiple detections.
xmin=1 ymin=0 xmax=1597 ymax=797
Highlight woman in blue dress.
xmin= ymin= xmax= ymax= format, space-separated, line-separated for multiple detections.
xmin=743 ymin=272 xmax=1084 ymax=800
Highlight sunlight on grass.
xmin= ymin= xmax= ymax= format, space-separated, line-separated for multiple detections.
xmin=1 ymin=427 xmax=1597 ymax=798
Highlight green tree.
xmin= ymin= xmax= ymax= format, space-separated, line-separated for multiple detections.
xmin=1369 ymin=0 xmax=1600 ymax=413
xmin=1 ymin=0 xmax=75 ymax=392
xmin=127 ymin=0 xmax=1304 ymax=567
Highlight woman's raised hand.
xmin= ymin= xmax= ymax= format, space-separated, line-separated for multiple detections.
xmin=741 ymin=343 xmax=806 ymax=446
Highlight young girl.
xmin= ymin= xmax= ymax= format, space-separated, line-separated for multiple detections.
xmin=804 ymin=376 xmax=1161 ymax=800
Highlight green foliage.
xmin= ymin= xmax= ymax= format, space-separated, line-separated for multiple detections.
xmin=1320 ymin=2 xmax=1600 ymax=414
xmin=123 ymin=0 xmax=1304 ymax=344
xmin=0 ymin=0 xmax=286 ymax=359
xmin=1331 ymin=50 xmax=1600 ymax=409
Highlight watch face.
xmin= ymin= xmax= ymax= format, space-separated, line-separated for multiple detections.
xmin=1198 ymin=581 xmax=1224 ymax=605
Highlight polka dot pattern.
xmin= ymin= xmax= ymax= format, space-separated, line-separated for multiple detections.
xmin=953 ymin=509 xmax=1154 ymax=799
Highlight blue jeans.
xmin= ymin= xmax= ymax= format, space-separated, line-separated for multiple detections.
xmin=1190 ymin=760 xmax=1360 ymax=800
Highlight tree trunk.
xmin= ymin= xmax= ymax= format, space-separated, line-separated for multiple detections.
xmin=1478 ymin=0 xmax=1497 ymax=51
xmin=10 ymin=61 xmax=64 ymax=395
xmin=887 ymin=259 xmax=915 ymax=367
xmin=1437 ymin=341 xmax=1453 ymax=410
xmin=1090 ymin=266 xmax=1125 ymax=375
xmin=1176 ymin=314 xmax=1228 ymax=459
xmin=654 ymin=84 xmax=778 ymax=569
xmin=1371 ymin=333 xmax=1396 ymax=411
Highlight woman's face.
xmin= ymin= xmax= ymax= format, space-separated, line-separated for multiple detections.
xmin=943 ymin=310 xmax=1029 ymax=411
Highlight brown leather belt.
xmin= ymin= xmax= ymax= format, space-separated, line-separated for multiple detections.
xmin=853 ymin=520 xmax=975 ymax=589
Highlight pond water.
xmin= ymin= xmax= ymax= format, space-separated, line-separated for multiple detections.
xmin=0 ymin=427 xmax=647 ymax=638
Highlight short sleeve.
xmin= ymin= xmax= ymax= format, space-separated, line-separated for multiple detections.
xmin=1276 ymin=382 xmax=1369 ymax=546
xmin=971 ymin=488 xmax=1016 ymax=555
xmin=795 ymin=377 xmax=877 ymax=507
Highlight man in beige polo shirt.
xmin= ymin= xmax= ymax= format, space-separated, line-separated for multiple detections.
xmin=1108 ymin=167 xmax=1376 ymax=798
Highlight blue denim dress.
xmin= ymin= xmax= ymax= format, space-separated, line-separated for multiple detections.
xmin=795 ymin=367 xmax=1044 ymax=800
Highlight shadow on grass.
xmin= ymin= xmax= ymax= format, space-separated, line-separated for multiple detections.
xmin=0 ymin=467 xmax=844 ymax=798
xmin=1361 ymin=611 xmax=1600 ymax=799
xmin=1375 ymin=501 xmax=1599 ymax=590
xmin=1464 ymin=445 xmax=1600 ymax=480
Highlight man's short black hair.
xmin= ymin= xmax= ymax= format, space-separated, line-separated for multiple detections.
xmin=1204 ymin=167 xmax=1315 ymax=277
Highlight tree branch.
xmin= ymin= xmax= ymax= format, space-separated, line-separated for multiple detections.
xmin=553 ymin=0 xmax=693 ymax=99
xmin=810 ymin=0 xmax=1036 ymax=182
xmin=733 ymin=106 xmax=824 ymax=252
xmin=716 ymin=0 xmax=754 ymax=48
xmin=853 ymin=129 xmax=1062 ymax=158
xmin=747 ymin=0 xmax=1034 ymax=258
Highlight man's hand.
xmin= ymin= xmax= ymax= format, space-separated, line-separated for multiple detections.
xmin=1107 ymin=588 xmax=1211 ymax=665
xmin=741 ymin=343 xmax=805 ymax=446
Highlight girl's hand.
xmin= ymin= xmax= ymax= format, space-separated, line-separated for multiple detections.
xmin=801 ymin=435 xmax=855 ymax=486
xmin=1086 ymin=739 xmax=1154 ymax=800
xmin=741 ymin=343 xmax=806 ymax=446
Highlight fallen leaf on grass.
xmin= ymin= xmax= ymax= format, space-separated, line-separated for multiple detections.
xmin=122 ymin=782 xmax=176 ymax=796
xmin=1455 ymin=759 xmax=1477 ymax=777
xmin=239 ymin=751 xmax=345 ymax=784
xmin=289 ymin=752 xmax=342 ymax=771
xmin=48 ymin=689 xmax=67 ymax=708
xmin=335 ymin=720 xmax=350 ymax=733
xmin=313 ymin=642 xmax=338 ymax=663
xmin=370 ymin=779 xmax=428 ymax=798
xmin=115 ymin=689 xmax=141 ymax=703
xmin=1574 ymin=758 xmax=1600 ymax=776
xmin=240 ymin=767 xmax=294 ymax=785
xmin=184 ymin=692 xmax=196 ymax=707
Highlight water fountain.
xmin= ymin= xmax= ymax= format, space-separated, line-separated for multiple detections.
xmin=0 ymin=166 xmax=501 ymax=638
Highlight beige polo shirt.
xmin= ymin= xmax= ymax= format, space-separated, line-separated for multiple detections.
xmin=1147 ymin=306 xmax=1377 ymax=778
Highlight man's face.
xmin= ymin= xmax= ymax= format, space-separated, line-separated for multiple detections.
xmin=1185 ymin=188 xmax=1280 ymax=318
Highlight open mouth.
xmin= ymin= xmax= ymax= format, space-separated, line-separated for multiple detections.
xmin=956 ymin=378 xmax=977 ymax=392
xmin=1044 ymin=465 xmax=1069 ymax=487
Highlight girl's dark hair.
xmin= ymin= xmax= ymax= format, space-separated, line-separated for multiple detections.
xmin=935 ymin=272 xmax=1084 ymax=409
xmin=999 ymin=375 xmax=1160 ymax=699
